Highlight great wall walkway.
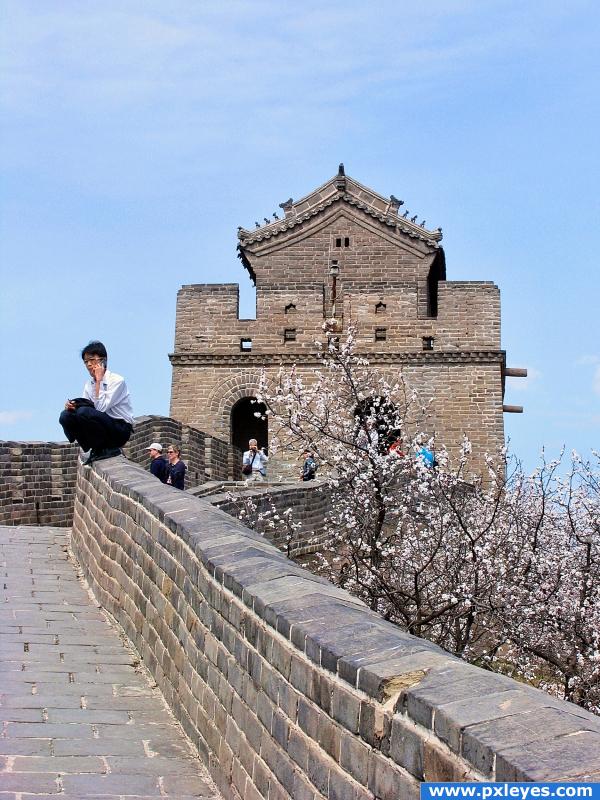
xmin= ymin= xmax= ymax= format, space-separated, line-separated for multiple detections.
xmin=0 ymin=525 xmax=223 ymax=800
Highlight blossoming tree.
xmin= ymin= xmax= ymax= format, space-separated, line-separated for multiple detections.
xmin=251 ymin=326 xmax=599 ymax=713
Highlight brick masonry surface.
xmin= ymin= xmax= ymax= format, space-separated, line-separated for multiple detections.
xmin=0 ymin=416 xmax=242 ymax=527
xmin=170 ymin=171 xmax=509 ymax=479
xmin=0 ymin=524 xmax=223 ymax=799
xmin=0 ymin=441 xmax=79 ymax=527
xmin=207 ymin=480 xmax=330 ymax=558
xmin=70 ymin=456 xmax=600 ymax=799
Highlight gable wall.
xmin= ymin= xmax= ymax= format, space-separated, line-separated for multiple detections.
xmin=249 ymin=213 xmax=432 ymax=290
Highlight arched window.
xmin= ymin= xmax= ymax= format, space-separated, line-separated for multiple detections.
xmin=231 ymin=397 xmax=268 ymax=453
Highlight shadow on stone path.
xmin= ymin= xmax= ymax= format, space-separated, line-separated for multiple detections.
xmin=0 ymin=525 xmax=224 ymax=799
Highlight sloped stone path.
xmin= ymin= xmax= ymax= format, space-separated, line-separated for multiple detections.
xmin=0 ymin=526 xmax=224 ymax=799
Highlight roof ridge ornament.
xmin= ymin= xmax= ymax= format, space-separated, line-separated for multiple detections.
xmin=335 ymin=162 xmax=346 ymax=191
xmin=278 ymin=197 xmax=294 ymax=218
xmin=387 ymin=195 xmax=403 ymax=215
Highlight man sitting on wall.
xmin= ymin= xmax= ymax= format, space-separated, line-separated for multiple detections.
xmin=59 ymin=340 xmax=134 ymax=465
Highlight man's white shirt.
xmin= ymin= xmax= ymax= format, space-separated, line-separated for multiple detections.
xmin=83 ymin=369 xmax=134 ymax=425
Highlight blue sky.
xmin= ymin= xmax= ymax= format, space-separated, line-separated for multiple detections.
xmin=1 ymin=1 xmax=598 ymax=472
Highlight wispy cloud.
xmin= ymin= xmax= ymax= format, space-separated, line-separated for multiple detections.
xmin=1 ymin=3 xmax=586 ymax=114
xmin=2 ymin=0 xmax=595 ymax=201
xmin=575 ymin=354 xmax=599 ymax=366
xmin=506 ymin=366 xmax=541 ymax=393
xmin=538 ymin=409 xmax=600 ymax=429
xmin=574 ymin=355 xmax=600 ymax=396
xmin=0 ymin=410 xmax=33 ymax=425
xmin=593 ymin=366 xmax=600 ymax=397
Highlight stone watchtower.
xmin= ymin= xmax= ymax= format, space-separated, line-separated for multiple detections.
xmin=169 ymin=166 xmax=523 ymax=475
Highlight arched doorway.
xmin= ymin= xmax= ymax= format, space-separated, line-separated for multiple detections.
xmin=231 ymin=397 xmax=268 ymax=453
xmin=355 ymin=396 xmax=400 ymax=452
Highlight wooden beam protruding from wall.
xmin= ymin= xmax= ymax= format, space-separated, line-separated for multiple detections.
xmin=504 ymin=367 xmax=528 ymax=377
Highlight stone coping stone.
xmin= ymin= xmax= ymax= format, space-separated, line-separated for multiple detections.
xmin=85 ymin=456 xmax=600 ymax=782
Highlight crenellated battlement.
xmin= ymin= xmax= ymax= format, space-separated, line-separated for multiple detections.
xmin=174 ymin=281 xmax=500 ymax=355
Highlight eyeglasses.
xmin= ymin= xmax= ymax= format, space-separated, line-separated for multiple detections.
xmin=84 ymin=358 xmax=104 ymax=366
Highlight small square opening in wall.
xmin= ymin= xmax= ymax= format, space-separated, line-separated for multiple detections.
xmin=375 ymin=327 xmax=387 ymax=341
xmin=423 ymin=336 xmax=434 ymax=351
xmin=284 ymin=328 xmax=296 ymax=342
xmin=375 ymin=301 xmax=386 ymax=313
xmin=240 ymin=338 xmax=252 ymax=352
xmin=335 ymin=237 xmax=342 ymax=248
xmin=344 ymin=237 xmax=350 ymax=247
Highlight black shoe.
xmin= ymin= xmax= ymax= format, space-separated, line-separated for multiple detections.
xmin=82 ymin=447 xmax=121 ymax=466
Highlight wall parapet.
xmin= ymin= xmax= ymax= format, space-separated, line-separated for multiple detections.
xmin=207 ymin=480 xmax=330 ymax=557
xmin=0 ymin=416 xmax=241 ymax=526
xmin=71 ymin=456 xmax=600 ymax=800
xmin=0 ymin=439 xmax=78 ymax=526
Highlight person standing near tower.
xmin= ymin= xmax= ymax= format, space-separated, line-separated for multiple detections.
xmin=242 ymin=438 xmax=269 ymax=482
xmin=147 ymin=442 xmax=169 ymax=483
xmin=166 ymin=444 xmax=187 ymax=489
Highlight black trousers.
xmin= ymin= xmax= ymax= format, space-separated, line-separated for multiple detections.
xmin=59 ymin=407 xmax=133 ymax=452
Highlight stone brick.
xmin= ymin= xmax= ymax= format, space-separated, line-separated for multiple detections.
xmin=251 ymin=754 xmax=271 ymax=798
xmin=389 ymin=715 xmax=423 ymax=779
xmin=461 ymin=706 xmax=600 ymax=777
xmin=271 ymin=709 xmax=289 ymax=748
xmin=62 ymin=773 xmax=161 ymax=795
xmin=0 ymin=774 xmax=61 ymax=794
xmin=423 ymin=740 xmax=472 ymax=782
xmin=317 ymin=714 xmax=341 ymax=762
xmin=495 ymin=731 xmax=600 ymax=781
xmin=340 ymin=731 xmax=370 ymax=786
xmin=331 ymin=684 xmax=360 ymax=733
xmin=291 ymin=770 xmax=318 ymax=800
xmin=433 ymin=689 xmax=548 ymax=754
xmin=368 ymin=750 xmax=420 ymax=800
xmin=307 ymin=743 xmax=330 ymax=797
xmin=287 ymin=726 xmax=309 ymax=770
xmin=298 ymin=698 xmax=319 ymax=740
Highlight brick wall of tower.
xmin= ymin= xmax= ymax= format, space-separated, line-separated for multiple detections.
xmin=170 ymin=360 xmax=504 ymax=477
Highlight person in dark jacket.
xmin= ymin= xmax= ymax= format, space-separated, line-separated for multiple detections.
xmin=166 ymin=444 xmax=187 ymax=490
xmin=147 ymin=442 xmax=169 ymax=483
xmin=301 ymin=449 xmax=317 ymax=481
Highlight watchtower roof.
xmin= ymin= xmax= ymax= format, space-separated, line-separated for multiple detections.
xmin=238 ymin=164 xmax=443 ymax=251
